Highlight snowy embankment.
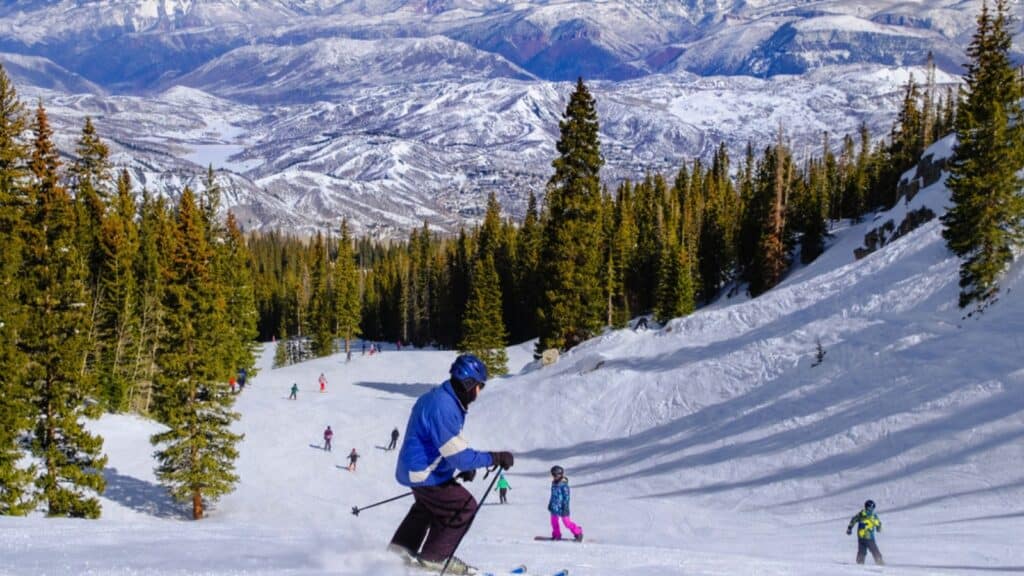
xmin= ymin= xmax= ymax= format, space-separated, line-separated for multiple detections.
xmin=2 ymin=136 xmax=1023 ymax=574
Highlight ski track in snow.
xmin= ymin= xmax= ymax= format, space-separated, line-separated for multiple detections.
xmin=2 ymin=143 xmax=1024 ymax=574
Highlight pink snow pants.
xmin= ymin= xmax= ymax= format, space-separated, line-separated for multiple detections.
xmin=550 ymin=514 xmax=582 ymax=539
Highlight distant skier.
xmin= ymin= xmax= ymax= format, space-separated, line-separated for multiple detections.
xmin=388 ymin=354 xmax=515 ymax=575
xmin=289 ymin=383 xmax=298 ymax=400
xmin=229 ymin=375 xmax=237 ymax=394
xmin=323 ymin=426 xmax=333 ymax=452
xmin=347 ymin=448 xmax=360 ymax=472
xmin=496 ymin=472 xmax=511 ymax=504
xmin=387 ymin=427 xmax=400 ymax=451
xmin=238 ymin=368 xmax=248 ymax=389
xmin=847 ymin=499 xmax=884 ymax=565
xmin=319 ymin=372 xmax=327 ymax=393
xmin=548 ymin=465 xmax=583 ymax=541
xmin=634 ymin=317 xmax=649 ymax=331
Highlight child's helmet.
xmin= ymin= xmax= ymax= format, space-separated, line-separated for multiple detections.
xmin=864 ymin=499 xmax=876 ymax=510
xmin=550 ymin=465 xmax=564 ymax=476
xmin=450 ymin=354 xmax=488 ymax=389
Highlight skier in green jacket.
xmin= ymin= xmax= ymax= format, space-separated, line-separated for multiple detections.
xmin=495 ymin=472 xmax=511 ymax=504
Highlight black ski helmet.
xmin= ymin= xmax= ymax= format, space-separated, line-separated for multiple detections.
xmin=550 ymin=465 xmax=564 ymax=476
xmin=864 ymin=499 xmax=876 ymax=510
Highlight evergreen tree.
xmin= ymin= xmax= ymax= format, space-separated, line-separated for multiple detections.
xmin=942 ymin=0 xmax=1024 ymax=308
xmin=96 ymin=169 xmax=139 ymax=411
xmin=151 ymin=188 xmax=242 ymax=520
xmin=334 ymin=219 xmax=362 ymax=354
xmin=132 ymin=191 xmax=172 ymax=414
xmin=655 ymin=236 xmax=695 ymax=323
xmin=23 ymin=103 xmax=106 ymax=518
xmin=537 ymin=78 xmax=605 ymax=352
xmin=609 ymin=182 xmax=636 ymax=326
xmin=512 ymin=194 xmax=542 ymax=342
xmin=459 ymin=255 xmax=508 ymax=376
xmin=308 ymin=232 xmax=334 ymax=356
xmin=0 ymin=65 xmax=35 ymax=515
xmin=221 ymin=212 xmax=258 ymax=374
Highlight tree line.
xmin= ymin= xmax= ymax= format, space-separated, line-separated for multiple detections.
xmin=1 ymin=0 xmax=1021 ymax=520
xmin=0 ymin=68 xmax=258 ymax=519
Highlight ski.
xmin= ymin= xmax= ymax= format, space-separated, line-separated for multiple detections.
xmin=534 ymin=536 xmax=585 ymax=543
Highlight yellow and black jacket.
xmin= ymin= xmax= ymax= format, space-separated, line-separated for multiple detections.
xmin=848 ymin=509 xmax=882 ymax=540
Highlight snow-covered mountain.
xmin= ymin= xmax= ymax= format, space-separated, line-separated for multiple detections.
xmin=2 ymin=139 xmax=1023 ymax=575
xmin=0 ymin=0 xmax=1018 ymax=236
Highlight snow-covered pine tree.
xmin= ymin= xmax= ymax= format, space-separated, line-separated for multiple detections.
xmin=23 ymin=103 xmax=107 ymax=518
xmin=151 ymin=187 xmax=242 ymax=520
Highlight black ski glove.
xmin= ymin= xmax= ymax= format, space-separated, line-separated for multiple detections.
xmin=846 ymin=528 xmax=852 ymax=535
xmin=490 ymin=451 xmax=514 ymax=470
xmin=456 ymin=469 xmax=476 ymax=483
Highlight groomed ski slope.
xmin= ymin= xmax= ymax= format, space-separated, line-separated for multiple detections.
xmin=2 ymin=136 xmax=1023 ymax=574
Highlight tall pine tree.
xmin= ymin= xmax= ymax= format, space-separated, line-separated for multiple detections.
xmin=0 ymin=65 xmax=35 ymax=515
xmin=334 ymin=219 xmax=362 ymax=355
xmin=23 ymin=103 xmax=106 ymax=518
xmin=941 ymin=0 xmax=1024 ymax=308
xmin=151 ymin=187 xmax=242 ymax=520
xmin=537 ymin=78 xmax=605 ymax=353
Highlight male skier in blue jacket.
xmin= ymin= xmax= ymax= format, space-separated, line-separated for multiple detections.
xmin=389 ymin=354 xmax=515 ymax=575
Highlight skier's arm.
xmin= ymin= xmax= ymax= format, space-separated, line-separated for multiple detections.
xmin=428 ymin=407 xmax=493 ymax=471
xmin=847 ymin=513 xmax=860 ymax=532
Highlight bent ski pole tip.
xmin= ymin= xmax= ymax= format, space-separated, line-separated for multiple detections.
xmin=352 ymin=506 xmax=360 ymax=516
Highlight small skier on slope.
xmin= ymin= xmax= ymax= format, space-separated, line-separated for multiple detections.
xmin=289 ymin=383 xmax=298 ymax=400
xmin=323 ymin=426 xmax=333 ymax=452
xmin=387 ymin=427 xmax=400 ymax=451
xmin=388 ymin=354 xmax=515 ymax=575
xmin=319 ymin=372 xmax=327 ymax=393
xmin=548 ymin=465 xmax=583 ymax=542
xmin=495 ymin=472 xmax=511 ymax=504
xmin=347 ymin=448 xmax=360 ymax=471
xmin=847 ymin=499 xmax=884 ymax=565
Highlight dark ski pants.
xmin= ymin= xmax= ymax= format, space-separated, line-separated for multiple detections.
xmin=857 ymin=538 xmax=884 ymax=565
xmin=498 ymin=488 xmax=507 ymax=504
xmin=390 ymin=481 xmax=478 ymax=562
xmin=387 ymin=438 xmax=398 ymax=450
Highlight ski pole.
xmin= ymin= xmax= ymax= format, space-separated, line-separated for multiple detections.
xmin=440 ymin=467 xmax=502 ymax=576
xmin=351 ymin=491 xmax=413 ymax=516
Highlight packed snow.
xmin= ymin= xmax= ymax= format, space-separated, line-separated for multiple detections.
xmin=1 ymin=166 xmax=1023 ymax=575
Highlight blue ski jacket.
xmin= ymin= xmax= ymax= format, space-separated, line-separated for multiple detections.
xmin=395 ymin=380 xmax=493 ymax=487
xmin=548 ymin=476 xmax=571 ymax=516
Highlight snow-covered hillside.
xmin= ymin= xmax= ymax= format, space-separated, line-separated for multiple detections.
xmin=1 ymin=138 xmax=1022 ymax=575
xmin=1 ymin=0 xmax=1014 ymax=237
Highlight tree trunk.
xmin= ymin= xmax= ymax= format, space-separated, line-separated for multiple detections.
xmin=192 ymin=489 xmax=203 ymax=520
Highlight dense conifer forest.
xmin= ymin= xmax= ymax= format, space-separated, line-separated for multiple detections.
xmin=0 ymin=0 xmax=1020 ymax=519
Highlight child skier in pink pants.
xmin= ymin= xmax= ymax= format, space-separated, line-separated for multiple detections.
xmin=548 ymin=465 xmax=583 ymax=541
